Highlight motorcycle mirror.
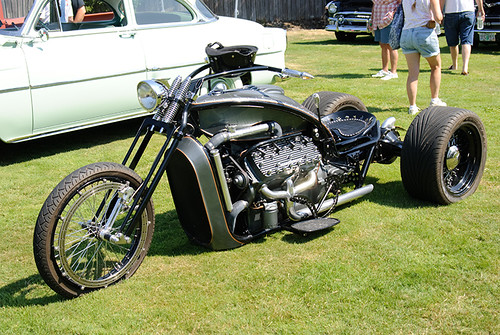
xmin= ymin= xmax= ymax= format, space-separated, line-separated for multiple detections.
xmin=281 ymin=68 xmax=314 ymax=80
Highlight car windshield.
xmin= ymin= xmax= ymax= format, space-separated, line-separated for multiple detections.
xmin=0 ymin=0 xmax=215 ymax=35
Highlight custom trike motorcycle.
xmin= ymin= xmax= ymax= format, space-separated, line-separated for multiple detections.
xmin=33 ymin=43 xmax=487 ymax=298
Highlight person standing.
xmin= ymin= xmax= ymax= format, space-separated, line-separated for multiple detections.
xmin=400 ymin=0 xmax=447 ymax=114
xmin=59 ymin=0 xmax=73 ymax=23
xmin=441 ymin=0 xmax=485 ymax=75
xmin=71 ymin=0 xmax=86 ymax=23
xmin=371 ymin=0 xmax=400 ymax=80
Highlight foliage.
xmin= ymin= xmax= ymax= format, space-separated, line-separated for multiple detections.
xmin=84 ymin=0 xmax=112 ymax=14
xmin=0 ymin=30 xmax=498 ymax=334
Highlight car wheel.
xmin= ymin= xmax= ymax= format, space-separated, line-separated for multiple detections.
xmin=335 ymin=32 xmax=356 ymax=42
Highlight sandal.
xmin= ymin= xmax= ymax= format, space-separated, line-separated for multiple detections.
xmin=461 ymin=71 xmax=469 ymax=76
xmin=448 ymin=65 xmax=456 ymax=70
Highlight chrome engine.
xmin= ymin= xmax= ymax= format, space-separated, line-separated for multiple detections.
xmin=245 ymin=134 xmax=322 ymax=186
xmin=239 ymin=134 xmax=350 ymax=221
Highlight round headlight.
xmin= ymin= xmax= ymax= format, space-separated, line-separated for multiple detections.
xmin=137 ymin=80 xmax=169 ymax=112
xmin=328 ymin=2 xmax=338 ymax=14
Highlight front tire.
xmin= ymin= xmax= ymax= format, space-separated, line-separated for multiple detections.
xmin=401 ymin=107 xmax=487 ymax=204
xmin=33 ymin=162 xmax=155 ymax=298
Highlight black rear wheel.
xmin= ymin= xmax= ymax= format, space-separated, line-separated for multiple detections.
xmin=302 ymin=91 xmax=368 ymax=116
xmin=401 ymin=107 xmax=487 ymax=204
xmin=33 ymin=162 xmax=155 ymax=298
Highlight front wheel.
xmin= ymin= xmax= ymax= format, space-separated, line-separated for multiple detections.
xmin=401 ymin=107 xmax=487 ymax=204
xmin=33 ymin=162 xmax=155 ymax=298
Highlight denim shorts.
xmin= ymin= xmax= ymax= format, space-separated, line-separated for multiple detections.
xmin=374 ymin=22 xmax=392 ymax=44
xmin=400 ymin=27 xmax=440 ymax=58
xmin=444 ymin=11 xmax=475 ymax=46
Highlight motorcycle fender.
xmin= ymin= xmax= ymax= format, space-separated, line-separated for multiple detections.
xmin=166 ymin=136 xmax=244 ymax=250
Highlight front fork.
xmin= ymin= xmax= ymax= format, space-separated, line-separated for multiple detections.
xmin=99 ymin=117 xmax=182 ymax=243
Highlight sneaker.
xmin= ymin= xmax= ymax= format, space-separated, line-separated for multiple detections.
xmin=429 ymin=98 xmax=447 ymax=107
xmin=381 ymin=72 xmax=398 ymax=80
xmin=372 ymin=70 xmax=390 ymax=78
xmin=408 ymin=105 xmax=421 ymax=115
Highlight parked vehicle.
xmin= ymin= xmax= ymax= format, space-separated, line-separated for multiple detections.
xmin=325 ymin=0 xmax=373 ymax=41
xmin=0 ymin=0 xmax=286 ymax=144
xmin=33 ymin=43 xmax=487 ymax=298
xmin=474 ymin=0 xmax=500 ymax=46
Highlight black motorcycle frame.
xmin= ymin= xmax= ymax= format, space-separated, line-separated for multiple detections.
xmin=115 ymin=63 xmax=401 ymax=250
xmin=33 ymin=46 xmax=486 ymax=297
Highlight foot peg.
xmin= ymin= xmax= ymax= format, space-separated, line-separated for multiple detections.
xmin=285 ymin=217 xmax=340 ymax=235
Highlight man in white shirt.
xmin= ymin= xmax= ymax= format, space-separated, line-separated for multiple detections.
xmin=441 ymin=0 xmax=485 ymax=75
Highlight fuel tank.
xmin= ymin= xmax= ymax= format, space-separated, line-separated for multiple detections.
xmin=191 ymin=85 xmax=330 ymax=137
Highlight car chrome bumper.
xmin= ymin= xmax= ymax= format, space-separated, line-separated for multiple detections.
xmin=474 ymin=29 xmax=500 ymax=34
xmin=325 ymin=12 xmax=372 ymax=33
xmin=326 ymin=24 xmax=371 ymax=33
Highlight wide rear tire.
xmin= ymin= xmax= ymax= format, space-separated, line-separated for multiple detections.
xmin=302 ymin=91 xmax=368 ymax=116
xmin=401 ymin=107 xmax=487 ymax=204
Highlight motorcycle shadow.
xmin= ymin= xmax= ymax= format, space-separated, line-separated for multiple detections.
xmin=148 ymin=210 xmax=208 ymax=257
xmin=364 ymin=175 xmax=437 ymax=208
xmin=149 ymin=177 xmax=436 ymax=255
xmin=0 ymin=274 xmax=63 ymax=307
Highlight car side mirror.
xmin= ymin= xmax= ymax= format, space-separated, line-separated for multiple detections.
xmin=38 ymin=28 xmax=49 ymax=42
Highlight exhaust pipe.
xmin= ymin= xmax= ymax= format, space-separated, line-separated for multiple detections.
xmin=294 ymin=184 xmax=374 ymax=218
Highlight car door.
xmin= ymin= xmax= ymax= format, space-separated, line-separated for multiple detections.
xmin=21 ymin=0 xmax=147 ymax=134
xmin=131 ymin=0 xmax=284 ymax=85
xmin=130 ymin=0 xmax=202 ymax=81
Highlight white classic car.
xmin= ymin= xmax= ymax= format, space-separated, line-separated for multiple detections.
xmin=0 ymin=0 xmax=286 ymax=143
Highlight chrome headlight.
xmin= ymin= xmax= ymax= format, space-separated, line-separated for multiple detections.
xmin=327 ymin=2 xmax=338 ymax=14
xmin=137 ymin=80 xmax=169 ymax=112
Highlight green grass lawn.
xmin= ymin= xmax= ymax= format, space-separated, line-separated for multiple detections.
xmin=0 ymin=30 xmax=498 ymax=334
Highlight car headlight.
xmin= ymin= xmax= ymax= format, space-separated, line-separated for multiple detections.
xmin=137 ymin=80 xmax=169 ymax=112
xmin=327 ymin=2 xmax=338 ymax=14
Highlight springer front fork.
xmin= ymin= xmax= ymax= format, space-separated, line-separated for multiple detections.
xmin=98 ymin=117 xmax=182 ymax=244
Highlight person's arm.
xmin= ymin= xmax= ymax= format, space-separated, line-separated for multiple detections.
xmin=430 ymin=0 xmax=443 ymax=24
xmin=475 ymin=0 xmax=485 ymax=21
xmin=439 ymin=0 xmax=446 ymax=11
xmin=73 ymin=6 xmax=86 ymax=23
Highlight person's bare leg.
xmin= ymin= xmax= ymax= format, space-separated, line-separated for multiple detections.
xmin=461 ymin=44 xmax=472 ymax=74
xmin=389 ymin=46 xmax=399 ymax=74
xmin=380 ymin=43 xmax=390 ymax=72
xmin=425 ymin=54 xmax=442 ymax=99
xmin=449 ymin=45 xmax=459 ymax=70
xmin=405 ymin=53 xmax=421 ymax=105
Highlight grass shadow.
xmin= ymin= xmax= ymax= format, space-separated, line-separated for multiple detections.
xmin=0 ymin=118 xmax=145 ymax=167
xmin=438 ymin=43 xmax=500 ymax=56
xmin=148 ymin=209 xmax=209 ymax=257
xmin=0 ymin=274 xmax=63 ymax=307
xmin=363 ymin=176 xmax=436 ymax=209
xmin=294 ymin=35 xmax=377 ymax=46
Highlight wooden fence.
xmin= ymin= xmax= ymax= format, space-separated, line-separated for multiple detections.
xmin=204 ymin=0 xmax=325 ymax=22
xmin=0 ymin=0 xmax=32 ymax=18
xmin=1 ymin=0 xmax=325 ymax=23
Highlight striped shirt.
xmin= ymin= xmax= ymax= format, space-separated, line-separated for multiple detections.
xmin=372 ymin=0 xmax=401 ymax=29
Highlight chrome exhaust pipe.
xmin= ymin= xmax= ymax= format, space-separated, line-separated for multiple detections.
xmin=294 ymin=184 xmax=374 ymax=218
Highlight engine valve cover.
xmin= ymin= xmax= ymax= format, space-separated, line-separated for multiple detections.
xmin=245 ymin=135 xmax=321 ymax=185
